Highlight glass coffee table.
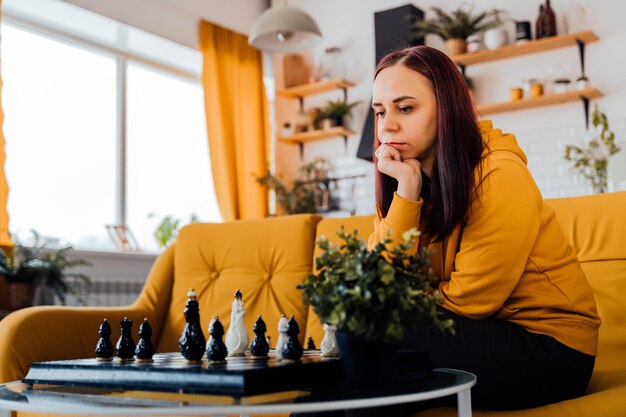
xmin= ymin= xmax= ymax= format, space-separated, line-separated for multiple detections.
xmin=0 ymin=368 xmax=476 ymax=417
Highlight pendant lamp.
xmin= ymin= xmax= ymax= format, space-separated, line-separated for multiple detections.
xmin=248 ymin=5 xmax=322 ymax=52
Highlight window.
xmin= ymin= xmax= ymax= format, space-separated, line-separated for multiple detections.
xmin=1 ymin=1 xmax=220 ymax=252
xmin=127 ymin=63 xmax=221 ymax=252
xmin=2 ymin=25 xmax=117 ymax=249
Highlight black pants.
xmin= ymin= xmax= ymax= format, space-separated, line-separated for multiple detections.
xmin=292 ymin=309 xmax=595 ymax=416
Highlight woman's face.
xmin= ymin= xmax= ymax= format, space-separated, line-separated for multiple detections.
xmin=372 ymin=64 xmax=438 ymax=166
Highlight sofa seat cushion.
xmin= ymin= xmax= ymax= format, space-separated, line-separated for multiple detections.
xmin=157 ymin=214 xmax=320 ymax=352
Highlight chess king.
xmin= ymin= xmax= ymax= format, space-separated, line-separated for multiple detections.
xmin=225 ymin=289 xmax=249 ymax=356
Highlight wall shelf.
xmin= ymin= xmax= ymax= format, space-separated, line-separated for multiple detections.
xmin=450 ymin=31 xmax=599 ymax=67
xmin=276 ymin=79 xmax=355 ymax=99
xmin=476 ymin=88 xmax=604 ymax=115
xmin=278 ymin=127 xmax=356 ymax=144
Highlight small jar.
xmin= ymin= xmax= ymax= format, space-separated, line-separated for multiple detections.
xmin=319 ymin=47 xmax=346 ymax=81
xmin=530 ymin=83 xmax=544 ymax=98
xmin=466 ymin=34 xmax=484 ymax=53
xmin=553 ymin=79 xmax=571 ymax=94
xmin=510 ymin=87 xmax=523 ymax=101
xmin=281 ymin=122 xmax=292 ymax=137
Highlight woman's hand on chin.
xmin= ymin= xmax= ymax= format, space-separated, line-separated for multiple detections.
xmin=375 ymin=144 xmax=422 ymax=201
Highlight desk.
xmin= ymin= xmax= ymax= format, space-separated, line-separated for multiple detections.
xmin=0 ymin=368 xmax=475 ymax=417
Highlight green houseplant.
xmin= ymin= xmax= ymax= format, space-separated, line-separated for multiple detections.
xmin=319 ymin=99 xmax=359 ymax=128
xmin=565 ymin=105 xmax=621 ymax=193
xmin=299 ymin=227 xmax=454 ymax=390
xmin=412 ymin=5 xmax=503 ymax=55
xmin=256 ymin=157 xmax=338 ymax=215
xmin=152 ymin=214 xmax=199 ymax=249
xmin=0 ymin=231 xmax=92 ymax=308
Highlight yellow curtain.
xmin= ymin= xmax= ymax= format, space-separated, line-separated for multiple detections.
xmin=199 ymin=20 xmax=270 ymax=221
xmin=0 ymin=1 xmax=13 ymax=249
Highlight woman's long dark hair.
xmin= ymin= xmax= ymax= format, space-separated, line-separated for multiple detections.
xmin=373 ymin=46 xmax=484 ymax=242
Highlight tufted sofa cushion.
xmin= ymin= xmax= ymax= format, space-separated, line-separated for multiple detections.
xmin=156 ymin=213 xmax=321 ymax=352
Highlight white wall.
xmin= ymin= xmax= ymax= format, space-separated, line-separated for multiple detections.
xmin=272 ymin=0 xmax=626 ymax=215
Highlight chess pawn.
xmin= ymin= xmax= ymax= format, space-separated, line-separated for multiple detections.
xmin=135 ymin=318 xmax=155 ymax=363
xmin=275 ymin=314 xmax=289 ymax=360
xmin=116 ymin=317 xmax=136 ymax=363
xmin=225 ymin=289 xmax=249 ymax=356
xmin=206 ymin=316 xmax=228 ymax=364
xmin=321 ymin=323 xmax=339 ymax=357
xmin=95 ymin=318 xmax=114 ymax=361
xmin=179 ymin=288 xmax=206 ymax=364
xmin=250 ymin=315 xmax=270 ymax=359
xmin=306 ymin=335 xmax=316 ymax=350
xmin=281 ymin=316 xmax=303 ymax=362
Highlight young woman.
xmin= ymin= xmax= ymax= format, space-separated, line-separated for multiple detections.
xmin=369 ymin=45 xmax=600 ymax=410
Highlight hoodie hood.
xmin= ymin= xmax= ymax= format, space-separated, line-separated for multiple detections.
xmin=478 ymin=120 xmax=528 ymax=165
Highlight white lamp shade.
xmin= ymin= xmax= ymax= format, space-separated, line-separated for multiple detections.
xmin=248 ymin=6 xmax=322 ymax=53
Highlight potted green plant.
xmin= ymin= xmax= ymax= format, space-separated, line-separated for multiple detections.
xmin=299 ymin=227 xmax=454 ymax=391
xmin=565 ymin=105 xmax=621 ymax=193
xmin=320 ymin=99 xmax=359 ymax=128
xmin=412 ymin=6 xmax=504 ymax=55
xmin=151 ymin=214 xmax=199 ymax=249
xmin=256 ymin=157 xmax=339 ymax=214
xmin=0 ymin=231 xmax=92 ymax=309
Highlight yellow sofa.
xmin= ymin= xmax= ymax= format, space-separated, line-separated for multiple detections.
xmin=0 ymin=191 xmax=625 ymax=417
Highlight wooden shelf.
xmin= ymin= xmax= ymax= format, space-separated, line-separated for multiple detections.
xmin=276 ymin=79 xmax=355 ymax=99
xmin=278 ymin=127 xmax=356 ymax=144
xmin=476 ymin=88 xmax=603 ymax=115
xmin=451 ymin=31 xmax=599 ymax=67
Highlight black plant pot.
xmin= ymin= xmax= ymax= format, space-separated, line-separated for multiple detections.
xmin=335 ymin=330 xmax=399 ymax=394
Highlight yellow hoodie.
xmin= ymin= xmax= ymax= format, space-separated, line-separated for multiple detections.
xmin=368 ymin=120 xmax=601 ymax=356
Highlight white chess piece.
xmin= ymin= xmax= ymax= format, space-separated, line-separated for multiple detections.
xmin=275 ymin=314 xmax=289 ymax=360
xmin=320 ymin=323 xmax=339 ymax=357
xmin=225 ymin=289 xmax=249 ymax=356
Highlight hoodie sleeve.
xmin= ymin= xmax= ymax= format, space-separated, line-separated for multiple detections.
xmin=367 ymin=193 xmax=423 ymax=251
xmin=439 ymin=157 xmax=542 ymax=319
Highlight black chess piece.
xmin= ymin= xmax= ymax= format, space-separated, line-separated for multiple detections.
xmin=281 ymin=316 xmax=303 ymax=362
xmin=135 ymin=318 xmax=155 ymax=363
xmin=250 ymin=315 xmax=270 ymax=359
xmin=95 ymin=318 xmax=114 ymax=361
xmin=116 ymin=317 xmax=136 ymax=362
xmin=306 ymin=334 xmax=316 ymax=350
xmin=206 ymin=316 xmax=228 ymax=363
xmin=179 ymin=288 xmax=206 ymax=364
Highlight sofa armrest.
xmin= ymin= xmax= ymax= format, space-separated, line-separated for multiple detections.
xmin=0 ymin=305 xmax=154 ymax=383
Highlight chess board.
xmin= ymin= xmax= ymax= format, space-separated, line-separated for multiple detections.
xmin=22 ymin=350 xmax=342 ymax=397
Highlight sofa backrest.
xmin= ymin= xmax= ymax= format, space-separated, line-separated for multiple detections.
xmin=546 ymin=191 xmax=626 ymax=372
xmin=156 ymin=214 xmax=320 ymax=352
xmin=305 ymin=192 xmax=626 ymax=372
xmin=304 ymin=215 xmax=376 ymax=346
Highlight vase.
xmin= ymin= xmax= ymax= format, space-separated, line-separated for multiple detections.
xmin=483 ymin=28 xmax=508 ymax=50
xmin=7 ymin=282 xmax=36 ymax=310
xmin=445 ymin=38 xmax=466 ymax=55
xmin=335 ymin=331 xmax=398 ymax=393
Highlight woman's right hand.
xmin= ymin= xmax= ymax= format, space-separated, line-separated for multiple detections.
xmin=375 ymin=144 xmax=423 ymax=201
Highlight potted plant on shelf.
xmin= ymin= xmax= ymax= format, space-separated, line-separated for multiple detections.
xmin=0 ymin=231 xmax=92 ymax=309
xmin=412 ymin=6 xmax=504 ymax=55
xmin=565 ymin=105 xmax=621 ymax=194
xmin=320 ymin=99 xmax=359 ymax=128
xmin=256 ymin=157 xmax=339 ymax=215
xmin=299 ymin=227 xmax=454 ymax=392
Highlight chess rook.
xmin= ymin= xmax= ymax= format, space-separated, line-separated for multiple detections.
xmin=250 ymin=315 xmax=270 ymax=359
xmin=281 ymin=316 xmax=303 ymax=362
xmin=206 ymin=316 xmax=228 ymax=363
xmin=225 ymin=289 xmax=249 ymax=356
xmin=179 ymin=288 xmax=206 ymax=364
xmin=116 ymin=317 xmax=136 ymax=363
xmin=95 ymin=318 xmax=114 ymax=361
xmin=135 ymin=318 xmax=155 ymax=363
